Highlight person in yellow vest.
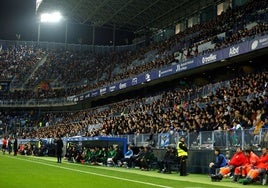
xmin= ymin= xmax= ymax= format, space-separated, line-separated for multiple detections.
xmin=177 ymin=136 xmax=188 ymax=176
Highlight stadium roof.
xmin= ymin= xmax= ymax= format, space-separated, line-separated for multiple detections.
xmin=37 ymin=0 xmax=217 ymax=33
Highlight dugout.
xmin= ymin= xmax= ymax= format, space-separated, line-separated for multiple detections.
xmin=64 ymin=136 xmax=127 ymax=154
xmin=17 ymin=138 xmax=50 ymax=156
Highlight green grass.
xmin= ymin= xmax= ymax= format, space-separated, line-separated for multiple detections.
xmin=0 ymin=154 xmax=261 ymax=188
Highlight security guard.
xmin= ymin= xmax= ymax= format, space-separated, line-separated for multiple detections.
xmin=177 ymin=136 xmax=188 ymax=176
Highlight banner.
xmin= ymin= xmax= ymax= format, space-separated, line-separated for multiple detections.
xmin=160 ymin=133 xmax=170 ymax=148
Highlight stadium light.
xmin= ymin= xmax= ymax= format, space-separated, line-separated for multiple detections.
xmin=40 ymin=12 xmax=62 ymax=23
xmin=37 ymin=12 xmax=68 ymax=45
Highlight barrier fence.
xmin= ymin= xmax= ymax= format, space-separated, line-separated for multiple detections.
xmin=116 ymin=128 xmax=267 ymax=150
xmin=1 ymin=128 xmax=266 ymax=152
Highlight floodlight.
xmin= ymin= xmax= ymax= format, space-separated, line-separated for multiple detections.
xmin=37 ymin=11 xmax=67 ymax=44
xmin=40 ymin=12 xmax=62 ymax=23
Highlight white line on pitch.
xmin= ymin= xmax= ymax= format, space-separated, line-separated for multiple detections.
xmin=9 ymin=156 xmax=173 ymax=188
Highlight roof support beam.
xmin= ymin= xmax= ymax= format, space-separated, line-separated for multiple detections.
xmin=118 ymin=0 xmax=161 ymax=30
xmin=82 ymin=0 xmax=111 ymax=24
xmin=69 ymin=0 xmax=84 ymax=15
xmin=98 ymin=0 xmax=135 ymax=27
xmin=37 ymin=0 xmax=217 ymax=32
xmin=135 ymin=0 xmax=188 ymax=31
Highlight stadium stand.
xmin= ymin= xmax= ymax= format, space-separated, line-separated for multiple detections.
xmin=1 ymin=0 xmax=268 ymax=177
xmin=1 ymin=0 xmax=268 ymax=101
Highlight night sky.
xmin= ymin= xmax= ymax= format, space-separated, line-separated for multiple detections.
xmin=0 ymin=0 xmax=134 ymax=45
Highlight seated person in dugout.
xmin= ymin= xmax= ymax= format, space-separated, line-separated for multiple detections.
xmin=112 ymin=145 xmax=124 ymax=166
xmin=139 ymin=146 xmax=156 ymax=171
xmin=209 ymin=147 xmax=227 ymax=176
xmin=80 ymin=147 xmax=89 ymax=164
xmin=232 ymin=148 xmax=259 ymax=182
xmin=67 ymin=146 xmax=81 ymax=163
xmin=87 ymin=147 xmax=97 ymax=163
xmin=211 ymin=146 xmax=247 ymax=181
xmin=107 ymin=145 xmax=116 ymax=166
xmin=158 ymin=145 xmax=178 ymax=174
xmin=120 ymin=145 xmax=134 ymax=168
xmin=107 ymin=145 xmax=124 ymax=166
xmin=100 ymin=147 xmax=108 ymax=165
xmin=90 ymin=146 xmax=104 ymax=165
xmin=132 ymin=146 xmax=145 ymax=168
xmin=239 ymin=147 xmax=268 ymax=185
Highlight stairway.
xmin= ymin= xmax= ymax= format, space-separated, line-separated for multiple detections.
xmin=21 ymin=54 xmax=48 ymax=89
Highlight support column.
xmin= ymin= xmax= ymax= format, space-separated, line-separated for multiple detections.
xmin=37 ymin=23 xmax=41 ymax=44
xmin=113 ymin=23 xmax=116 ymax=50
xmin=65 ymin=22 xmax=68 ymax=46
xmin=92 ymin=25 xmax=95 ymax=46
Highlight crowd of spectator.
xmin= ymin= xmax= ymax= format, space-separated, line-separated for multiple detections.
xmin=0 ymin=0 xmax=268 ymax=101
xmin=3 ymin=68 xmax=266 ymax=148
xmin=0 ymin=45 xmax=44 ymax=82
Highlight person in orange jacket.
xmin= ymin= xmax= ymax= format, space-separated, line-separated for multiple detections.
xmin=211 ymin=146 xmax=248 ymax=181
xmin=232 ymin=148 xmax=259 ymax=182
xmin=239 ymin=147 xmax=268 ymax=185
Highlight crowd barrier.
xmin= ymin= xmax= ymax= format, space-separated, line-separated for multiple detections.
xmin=116 ymin=128 xmax=267 ymax=150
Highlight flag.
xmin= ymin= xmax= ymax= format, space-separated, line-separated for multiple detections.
xmin=160 ymin=133 xmax=170 ymax=148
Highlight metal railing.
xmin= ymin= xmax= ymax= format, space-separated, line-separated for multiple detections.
xmin=115 ymin=128 xmax=267 ymax=150
xmin=5 ymin=128 xmax=266 ymax=152
xmin=0 ymin=98 xmax=77 ymax=107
